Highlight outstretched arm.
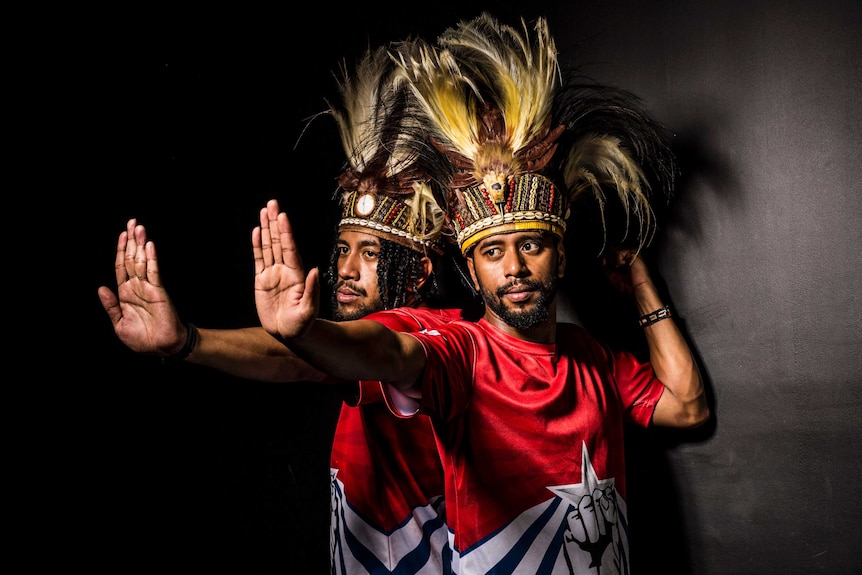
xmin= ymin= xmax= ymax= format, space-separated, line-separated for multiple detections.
xmin=191 ymin=327 xmax=328 ymax=383
xmin=604 ymin=249 xmax=709 ymax=428
xmin=97 ymin=218 xmax=327 ymax=382
xmin=253 ymin=199 xmax=425 ymax=391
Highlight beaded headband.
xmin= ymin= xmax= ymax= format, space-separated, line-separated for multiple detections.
xmin=337 ymin=189 xmax=445 ymax=255
xmin=449 ymin=172 xmax=568 ymax=254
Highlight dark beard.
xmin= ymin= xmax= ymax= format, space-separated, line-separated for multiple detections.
xmin=331 ymin=301 xmax=381 ymax=321
xmin=330 ymin=285 xmax=385 ymax=321
xmin=480 ymin=277 xmax=556 ymax=330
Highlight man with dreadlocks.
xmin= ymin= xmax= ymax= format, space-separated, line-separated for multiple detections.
xmin=251 ymin=13 xmax=709 ymax=574
xmin=98 ymin=45 xmax=478 ymax=573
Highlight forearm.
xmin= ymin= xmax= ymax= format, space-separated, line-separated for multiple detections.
xmin=189 ymin=327 xmax=327 ymax=383
xmin=635 ymin=282 xmax=709 ymax=428
xmin=287 ymin=319 xmax=424 ymax=390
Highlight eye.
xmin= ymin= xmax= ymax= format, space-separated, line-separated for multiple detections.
xmin=362 ymin=249 xmax=379 ymax=260
xmin=521 ymin=237 xmax=546 ymax=254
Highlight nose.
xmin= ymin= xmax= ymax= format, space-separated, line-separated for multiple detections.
xmin=338 ymin=252 xmax=360 ymax=280
xmin=502 ymin=250 xmax=528 ymax=277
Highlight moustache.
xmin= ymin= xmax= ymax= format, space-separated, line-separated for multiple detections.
xmin=334 ymin=280 xmax=367 ymax=297
xmin=495 ymin=279 xmax=542 ymax=298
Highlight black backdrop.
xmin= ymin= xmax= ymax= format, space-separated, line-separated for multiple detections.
xmin=73 ymin=2 xmax=861 ymax=573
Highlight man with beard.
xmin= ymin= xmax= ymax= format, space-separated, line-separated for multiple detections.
xmin=98 ymin=46 xmax=477 ymax=574
xmin=250 ymin=14 xmax=710 ymax=574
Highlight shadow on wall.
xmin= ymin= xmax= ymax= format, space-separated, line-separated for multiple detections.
xmin=560 ymin=120 xmax=735 ymax=572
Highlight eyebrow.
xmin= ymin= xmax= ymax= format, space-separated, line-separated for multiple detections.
xmin=477 ymin=231 xmax=547 ymax=250
xmin=337 ymin=238 xmax=381 ymax=249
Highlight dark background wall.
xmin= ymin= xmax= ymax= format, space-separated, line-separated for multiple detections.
xmin=71 ymin=1 xmax=860 ymax=573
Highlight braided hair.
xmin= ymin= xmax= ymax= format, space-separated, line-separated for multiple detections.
xmin=325 ymin=234 xmax=438 ymax=311
xmin=325 ymin=228 xmax=479 ymax=314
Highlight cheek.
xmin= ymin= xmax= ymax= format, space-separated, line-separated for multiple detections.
xmin=366 ymin=282 xmax=382 ymax=301
xmin=471 ymin=262 xmax=499 ymax=292
xmin=363 ymin=259 xmax=378 ymax=274
xmin=467 ymin=259 xmax=480 ymax=290
xmin=472 ymin=271 xmax=481 ymax=290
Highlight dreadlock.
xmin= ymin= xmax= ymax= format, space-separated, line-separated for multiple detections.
xmin=324 ymin=234 xmax=440 ymax=311
xmin=377 ymin=240 xmax=436 ymax=309
xmin=324 ymin=229 xmax=482 ymax=316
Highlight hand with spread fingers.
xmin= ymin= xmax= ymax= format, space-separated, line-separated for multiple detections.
xmin=97 ymin=219 xmax=188 ymax=356
xmin=253 ymin=199 xmax=320 ymax=340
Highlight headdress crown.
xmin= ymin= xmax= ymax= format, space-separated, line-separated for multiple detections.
xmin=329 ymin=45 xmax=451 ymax=255
xmin=391 ymin=13 xmax=566 ymax=254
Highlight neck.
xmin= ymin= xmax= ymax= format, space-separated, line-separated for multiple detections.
xmin=401 ymin=294 xmax=425 ymax=309
xmin=483 ymin=299 xmax=557 ymax=344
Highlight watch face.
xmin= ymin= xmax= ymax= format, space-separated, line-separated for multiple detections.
xmin=355 ymin=193 xmax=376 ymax=216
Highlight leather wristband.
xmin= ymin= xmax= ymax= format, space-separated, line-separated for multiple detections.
xmin=637 ymin=305 xmax=671 ymax=328
xmin=161 ymin=322 xmax=198 ymax=364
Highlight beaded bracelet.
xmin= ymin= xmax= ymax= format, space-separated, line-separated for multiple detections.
xmin=161 ymin=322 xmax=198 ymax=363
xmin=637 ymin=305 xmax=671 ymax=328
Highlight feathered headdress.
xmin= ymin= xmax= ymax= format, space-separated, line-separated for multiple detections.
xmin=391 ymin=13 xmax=567 ymax=254
xmin=327 ymin=44 xmax=452 ymax=254
xmin=555 ymin=75 xmax=679 ymax=255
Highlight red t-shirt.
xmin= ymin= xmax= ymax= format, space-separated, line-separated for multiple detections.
xmin=328 ymin=307 xmax=462 ymax=574
xmin=405 ymin=318 xmax=664 ymax=574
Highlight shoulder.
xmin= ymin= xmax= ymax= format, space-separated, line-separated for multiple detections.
xmin=557 ymin=322 xmax=611 ymax=353
xmin=408 ymin=307 xmax=465 ymax=325
xmin=557 ymin=322 xmax=590 ymax=339
xmin=365 ymin=306 xmax=465 ymax=332
xmin=556 ymin=322 xmax=635 ymax=371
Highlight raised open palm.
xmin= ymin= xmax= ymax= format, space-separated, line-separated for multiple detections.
xmin=253 ymin=199 xmax=321 ymax=339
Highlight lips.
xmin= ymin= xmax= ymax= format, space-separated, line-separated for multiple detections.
xmin=499 ymin=282 xmax=536 ymax=303
xmin=336 ymin=285 xmax=362 ymax=303
xmin=504 ymin=289 xmax=533 ymax=303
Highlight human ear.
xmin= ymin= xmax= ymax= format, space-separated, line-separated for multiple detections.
xmin=556 ymin=238 xmax=566 ymax=278
xmin=413 ymin=256 xmax=433 ymax=291
xmin=467 ymin=257 xmax=481 ymax=291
